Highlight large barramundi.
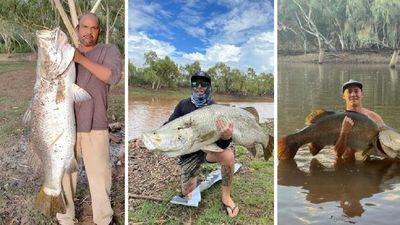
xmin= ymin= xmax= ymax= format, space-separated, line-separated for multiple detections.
xmin=24 ymin=28 xmax=90 ymax=216
xmin=278 ymin=110 xmax=400 ymax=160
xmin=142 ymin=104 xmax=273 ymax=160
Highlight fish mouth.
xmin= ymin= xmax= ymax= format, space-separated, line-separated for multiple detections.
xmin=375 ymin=138 xmax=389 ymax=157
xmin=142 ymin=133 xmax=156 ymax=151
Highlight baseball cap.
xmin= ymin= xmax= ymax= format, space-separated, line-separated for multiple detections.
xmin=342 ymin=79 xmax=363 ymax=93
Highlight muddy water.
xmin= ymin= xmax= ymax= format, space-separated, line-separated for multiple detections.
xmin=128 ymin=95 xmax=273 ymax=140
xmin=278 ymin=63 xmax=400 ymax=224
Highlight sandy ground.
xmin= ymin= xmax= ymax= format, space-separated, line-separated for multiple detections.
xmin=0 ymin=61 xmax=125 ymax=225
xmin=0 ymin=129 xmax=125 ymax=225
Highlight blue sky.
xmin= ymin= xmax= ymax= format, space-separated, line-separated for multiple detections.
xmin=128 ymin=0 xmax=274 ymax=73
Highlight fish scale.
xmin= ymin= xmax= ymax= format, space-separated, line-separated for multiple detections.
xmin=24 ymin=28 xmax=91 ymax=217
xmin=278 ymin=110 xmax=400 ymax=160
xmin=142 ymin=104 xmax=273 ymax=160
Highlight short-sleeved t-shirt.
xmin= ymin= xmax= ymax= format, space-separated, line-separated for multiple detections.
xmin=75 ymin=44 xmax=122 ymax=132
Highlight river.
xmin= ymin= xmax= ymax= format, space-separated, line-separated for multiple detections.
xmin=128 ymin=94 xmax=273 ymax=140
xmin=278 ymin=63 xmax=400 ymax=225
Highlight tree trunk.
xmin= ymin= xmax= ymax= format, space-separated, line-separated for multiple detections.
xmin=389 ymin=50 xmax=399 ymax=68
xmin=91 ymin=0 xmax=102 ymax=13
xmin=317 ymin=38 xmax=324 ymax=64
xmin=106 ymin=5 xmax=110 ymax=44
xmin=156 ymin=79 xmax=161 ymax=90
xmin=67 ymin=0 xmax=79 ymax=28
xmin=52 ymin=0 xmax=79 ymax=47
xmin=338 ymin=35 xmax=345 ymax=50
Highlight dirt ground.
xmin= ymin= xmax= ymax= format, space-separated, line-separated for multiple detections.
xmin=128 ymin=120 xmax=274 ymax=224
xmin=0 ymin=61 xmax=125 ymax=225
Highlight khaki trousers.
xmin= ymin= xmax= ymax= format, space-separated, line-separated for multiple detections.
xmin=57 ymin=130 xmax=113 ymax=225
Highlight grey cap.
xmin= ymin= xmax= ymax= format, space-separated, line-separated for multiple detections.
xmin=342 ymin=79 xmax=363 ymax=92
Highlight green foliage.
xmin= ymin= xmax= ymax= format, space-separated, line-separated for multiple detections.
xmin=128 ymin=51 xmax=274 ymax=96
xmin=129 ymin=52 xmax=274 ymax=97
xmin=279 ymin=0 xmax=400 ymax=51
xmin=0 ymin=0 xmax=125 ymax=53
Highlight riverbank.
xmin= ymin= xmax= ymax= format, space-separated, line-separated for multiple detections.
xmin=128 ymin=120 xmax=274 ymax=224
xmin=278 ymin=51 xmax=394 ymax=64
xmin=130 ymin=86 xmax=274 ymax=102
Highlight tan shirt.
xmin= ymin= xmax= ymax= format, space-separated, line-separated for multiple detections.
xmin=75 ymin=44 xmax=122 ymax=132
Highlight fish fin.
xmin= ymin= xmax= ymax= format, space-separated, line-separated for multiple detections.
xmin=202 ymin=144 xmax=224 ymax=152
xmin=26 ymin=143 xmax=43 ymax=173
xmin=66 ymin=158 xmax=79 ymax=173
xmin=305 ymin=110 xmax=335 ymax=125
xmin=278 ymin=137 xmax=288 ymax=160
xmin=278 ymin=136 xmax=299 ymax=160
xmin=248 ymin=145 xmax=258 ymax=157
xmin=242 ymin=107 xmax=260 ymax=123
xmin=35 ymin=186 xmax=66 ymax=217
xmin=379 ymin=129 xmax=400 ymax=158
xmin=23 ymin=102 xmax=32 ymax=124
xmin=263 ymin=134 xmax=274 ymax=161
xmin=308 ymin=143 xmax=324 ymax=156
xmin=72 ymin=84 xmax=91 ymax=103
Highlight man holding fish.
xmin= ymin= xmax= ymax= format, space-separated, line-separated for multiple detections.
xmin=136 ymin=71 xmax=240 ymax=217
xmin=332 ymin=79 xmax=384 ymax=159
xmin=279 ymin=79 xmax=391 ymax=161
xmin=56 ymin=13 xmax=121 ymax=225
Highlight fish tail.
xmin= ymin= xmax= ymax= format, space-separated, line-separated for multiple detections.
xmin=263 ymin=134 xmax=274 ymax=161
xmin=278 ymin=136 xmax=298 ymax=160
xmin=66 ymin=158 xmax=79 ymax=173
xmin=35 ymin=186 xmax=66 ymax=217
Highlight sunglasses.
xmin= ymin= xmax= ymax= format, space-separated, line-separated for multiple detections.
xmin=191 ymin=81 xmax=209 ymax=88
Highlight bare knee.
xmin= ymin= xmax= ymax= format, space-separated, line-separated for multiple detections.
xmin=220 ymin=148 xmax=235 ymax=166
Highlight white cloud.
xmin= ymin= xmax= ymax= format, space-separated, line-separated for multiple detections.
xmin=238 ymin=32 xmax=274 ymax=72
xmin=205 ymin=44 xmax=241 ymax=62
xmin=128 ymin=0 xmax=173 ymax=38
xmin=128 ymin=32 xmax=176 ymax=66
xmin=181 ymin=31 xmax=274 ymax=73
xmin=128 ymin=0 xmax=274 ymax=73
xmin=183 ymin=44 xmax=240 ymax=63
xmin=205 ymin=1 xmax=273 ymax=44
xmin=182 ymin=52 xmax=206 ymax=61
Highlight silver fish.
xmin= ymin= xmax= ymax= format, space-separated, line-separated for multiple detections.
xmin=24 ymin=27 xmax=90 ymax=217
xmin=142 ymin=104 xmax=273 ymax=160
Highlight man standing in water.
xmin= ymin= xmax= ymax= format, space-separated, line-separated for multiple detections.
xmin=57 ymin=13 xmax=121 ymax=225
xmin=308 ymin=79 xmax=384 ymax=160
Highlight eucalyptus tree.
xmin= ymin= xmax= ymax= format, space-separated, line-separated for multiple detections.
xmin=371 ymin=0 xmax=400 ymax=67
xmin=0 ymin=0 xmax=124 ymax=54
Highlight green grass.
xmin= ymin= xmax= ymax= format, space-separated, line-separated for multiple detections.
xmin=129 ymin=152 xmax=274 ymax=225
xmin=108 ymin=94 xmax=125 ymax=122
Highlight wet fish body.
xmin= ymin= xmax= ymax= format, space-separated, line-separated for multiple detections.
xmin=278 ymin=110 xmax=400 ymax=160
xmin=25 ymin=28 xmax=90 ymax=216
xmin=142 ymin=104 xmax=273 ymax=160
